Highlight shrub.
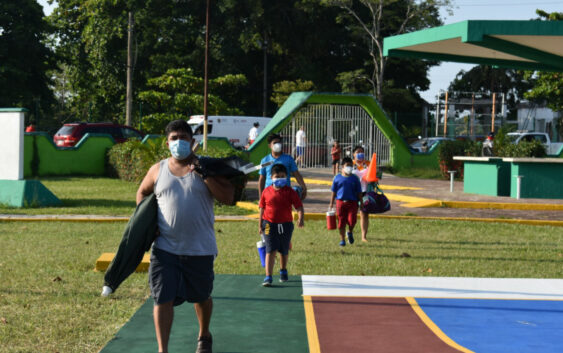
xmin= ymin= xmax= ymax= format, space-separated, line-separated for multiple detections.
xmin=438 ymin=139 xmax=479 ymax=180
xmin=107 ymin=138 xmax=249 ymax=185
xmin=493 ymin=129 xmax=547 ymax=158
xmin=107 ymin=137 xmax=169 ymax=183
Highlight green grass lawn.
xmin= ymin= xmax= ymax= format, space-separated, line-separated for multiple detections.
xmin=1 ymin=219 xmax=561 ymax=352
xmin=0 ymin=177 xmax=251 ymax=216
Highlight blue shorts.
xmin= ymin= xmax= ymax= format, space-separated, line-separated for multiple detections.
xmin=296 ymin=146 xmax=305 ymax=156
xmin=262 ymin=221 xmax=294 ymax=255
xmin=149 ymin=247 xmax=214 ymax=306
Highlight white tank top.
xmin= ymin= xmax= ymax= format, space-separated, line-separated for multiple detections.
xmin=153 ymin=159 xmax=217 ymax=255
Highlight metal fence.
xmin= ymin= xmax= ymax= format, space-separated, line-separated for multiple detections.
xmin=279 ymin=104 xmax=391 ymax=168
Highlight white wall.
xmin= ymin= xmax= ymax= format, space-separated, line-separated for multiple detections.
xmin=517 ymin=107 xmax=558 ymax=131
xmin=0 ymin=111 xmax=25 ymax=180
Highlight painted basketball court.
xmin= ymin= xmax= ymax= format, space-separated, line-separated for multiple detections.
xmin=101 ymin=275 xmax=563 ymax=352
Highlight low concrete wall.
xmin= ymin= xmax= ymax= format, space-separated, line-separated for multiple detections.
xmin=24 ymin=132 xmax=116 ymax=177
xmin=454 ymin=157 xmax=510 ymax=197
xmin=455 ymin=156 xmax=563 ymax=199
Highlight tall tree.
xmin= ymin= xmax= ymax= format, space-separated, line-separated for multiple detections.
xmin=524 ymin=10 xmax=563 ymax=113
xmin=138 ymin=68 xmax=247 ymax=133
xmin=0 ymin=0 xmax=56 ymax=126
xmin=49 ymin=0 xmax=367 ymax=121
xmin=321 ymin=0 xmax=450 ymax=105
xmin=524 ymin=10 xmax=563 ymax=137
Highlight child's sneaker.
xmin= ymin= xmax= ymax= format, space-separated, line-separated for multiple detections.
xmin=279 ymin=269 xmax=288 ymax=282
xmin=262 ymin=276 xmax=273 ymax=287
xmin=339 ymin=240 xmax=346 ymax=247
xmin=347 ymin=232 xmax=355 ymax=244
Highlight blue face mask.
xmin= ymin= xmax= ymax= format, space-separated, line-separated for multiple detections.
xmin=169 ymin=139 xmax=192 ymax=160
xmin=272 ymin=178 xmax=287 ymax=188
xmin=356 ymin=152 xmax=365 ymax=160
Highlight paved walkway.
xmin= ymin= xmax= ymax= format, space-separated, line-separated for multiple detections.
xmin=1 ymin=168 xmax=561 ymax=223
xmin=255 ymin=168 xmax=563 ymax=222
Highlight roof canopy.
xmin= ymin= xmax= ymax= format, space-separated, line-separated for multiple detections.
xmin=383 ymin=20 xmax=563 ymax=72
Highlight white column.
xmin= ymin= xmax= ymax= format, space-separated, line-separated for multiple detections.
xmin=0 ymin=109 xmax=26 ymax=180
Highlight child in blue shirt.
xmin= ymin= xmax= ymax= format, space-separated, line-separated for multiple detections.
xmin=329 ymin=157 xmax=362 ymax=246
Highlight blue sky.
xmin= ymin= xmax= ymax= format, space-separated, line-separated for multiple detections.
xmin=38 ymin=0 xmax=562 ymax=103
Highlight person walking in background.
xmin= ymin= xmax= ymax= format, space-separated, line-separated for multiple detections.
xmin=352 ymin=145 xmax=370 ymax=242
xmin=259 ymin=164 xmax=304 ymax=286
xmin=331 ymin=140 xmax=342 ymax=176
xmin=329 ymin=157 xmax=362 ymax=247
xmin=295 ymin=126 xmax=306 ymax=168
xmin=259 ymin=133 xmax=307 ymax=201
xmin=136 ymin=119 xmax=234 ymax=353
xmin=247 ymin=122 xmax=260 ymax=147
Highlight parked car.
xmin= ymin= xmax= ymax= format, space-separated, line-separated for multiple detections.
xmin=409 ymin=137 xmax=453 ymax=152
xmin=506 ymin=132 xmax=563 ymax=155
xmin=53 ymin=122 xmax=145 ymax=147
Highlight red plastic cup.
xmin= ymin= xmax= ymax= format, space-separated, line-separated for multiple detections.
xmin=326 ymin=210 xmax=336 ymax=230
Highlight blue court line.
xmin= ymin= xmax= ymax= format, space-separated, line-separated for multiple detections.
xmin=416 ymin=298 xmax=563 ymax=353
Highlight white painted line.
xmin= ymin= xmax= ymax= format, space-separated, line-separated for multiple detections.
xmin=302 ymin=275 xmax=563 ymax=300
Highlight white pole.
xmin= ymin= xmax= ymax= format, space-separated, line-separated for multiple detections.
xmin=448 ymin=170 xmax=456 ymax=192
xmin=516 ymin=175 xmax=523 ymax=199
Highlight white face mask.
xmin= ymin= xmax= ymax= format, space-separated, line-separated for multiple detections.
xmin=272 ymin=143 xmax=282 ymax=153
xmin=343 ymin=166 xmax=353 ymax=175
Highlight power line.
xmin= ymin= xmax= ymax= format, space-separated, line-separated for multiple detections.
xmin=457 ymin=1 xmax=562 ymax=7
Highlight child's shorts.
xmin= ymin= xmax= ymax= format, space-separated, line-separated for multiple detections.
xmin=262 ymin=220 xmax=294 ymax=255
xmin=336 ymin=200 xmax=359 ymax=229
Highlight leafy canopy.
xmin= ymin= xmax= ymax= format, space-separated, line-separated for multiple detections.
xmin=138 ymin=68 xmax=247 ymax=134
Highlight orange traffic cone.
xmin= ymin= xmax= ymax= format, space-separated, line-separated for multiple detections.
xmin=366 ymin=153 xmax=378 ymax=182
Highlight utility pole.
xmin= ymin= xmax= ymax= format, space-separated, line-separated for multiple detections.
xmin=262 ymin=32 xmax=268 ymax=117
xmin=126 ymin=11 xmax=134 ymax=127
xmin=443 ymin=91 xmax=449 ymax=137
xmin=203 ymin=0 xmax=210 ymax=151
xmin=491 ymin=92 xmax=496 ymax=133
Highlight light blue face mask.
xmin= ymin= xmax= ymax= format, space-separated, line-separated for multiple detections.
xmin=272 ymin=178 xmax=287 ymax=188
xmin=169 ymin=139 xmax=192 ymax=160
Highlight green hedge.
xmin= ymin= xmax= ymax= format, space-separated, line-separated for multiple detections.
xmin=107 ymin=137 xmax=249 ymax=184
xmin=107 ymin=138 xmax=169 ymax=183
xmin=438 ymin=140 xmax=478 ymax=179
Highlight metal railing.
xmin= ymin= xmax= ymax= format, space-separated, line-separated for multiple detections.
xmin=279 ymin=104 xmax=390 ymax=168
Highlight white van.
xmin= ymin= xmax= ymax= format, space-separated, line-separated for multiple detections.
xmin=188 ymin=115 xmax=271 ymax=148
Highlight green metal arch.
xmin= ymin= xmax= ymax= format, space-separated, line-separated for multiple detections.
xmin=247 ymin=92 xmax=437 ymax=169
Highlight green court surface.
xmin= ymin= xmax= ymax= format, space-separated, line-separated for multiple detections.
xmin=100 ymin=274 xmax=309 ymax=353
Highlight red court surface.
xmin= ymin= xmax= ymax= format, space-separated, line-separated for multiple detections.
xmin=303 ymin=275 xmax=563 ymax=353
xmin=311 ymin=296 xmax=461 ymax=353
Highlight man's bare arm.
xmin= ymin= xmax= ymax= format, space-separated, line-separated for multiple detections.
xmin=292 ymin=170 xmax=307 ymax=200
xmin=258 ymin=174 xmax=266 ymax=200
xmin=136 ymin=163 xmax=159 ymax=204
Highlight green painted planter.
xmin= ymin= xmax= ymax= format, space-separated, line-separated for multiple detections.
xmin=454 ymin=157 xmax=510 ymax=197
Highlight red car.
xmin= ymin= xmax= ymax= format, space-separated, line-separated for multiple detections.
xmin=53 ymin=122 xmax=145 ymax=147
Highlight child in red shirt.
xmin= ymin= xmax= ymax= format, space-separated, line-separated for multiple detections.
xmin=331 ymin=140 xmax=342 ymax=176
xmin=259 ymin=164 xmax=304 ymax=286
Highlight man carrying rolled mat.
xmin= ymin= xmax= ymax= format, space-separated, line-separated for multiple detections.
xmin=137 ymin=119 xmax=234 ymax=353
